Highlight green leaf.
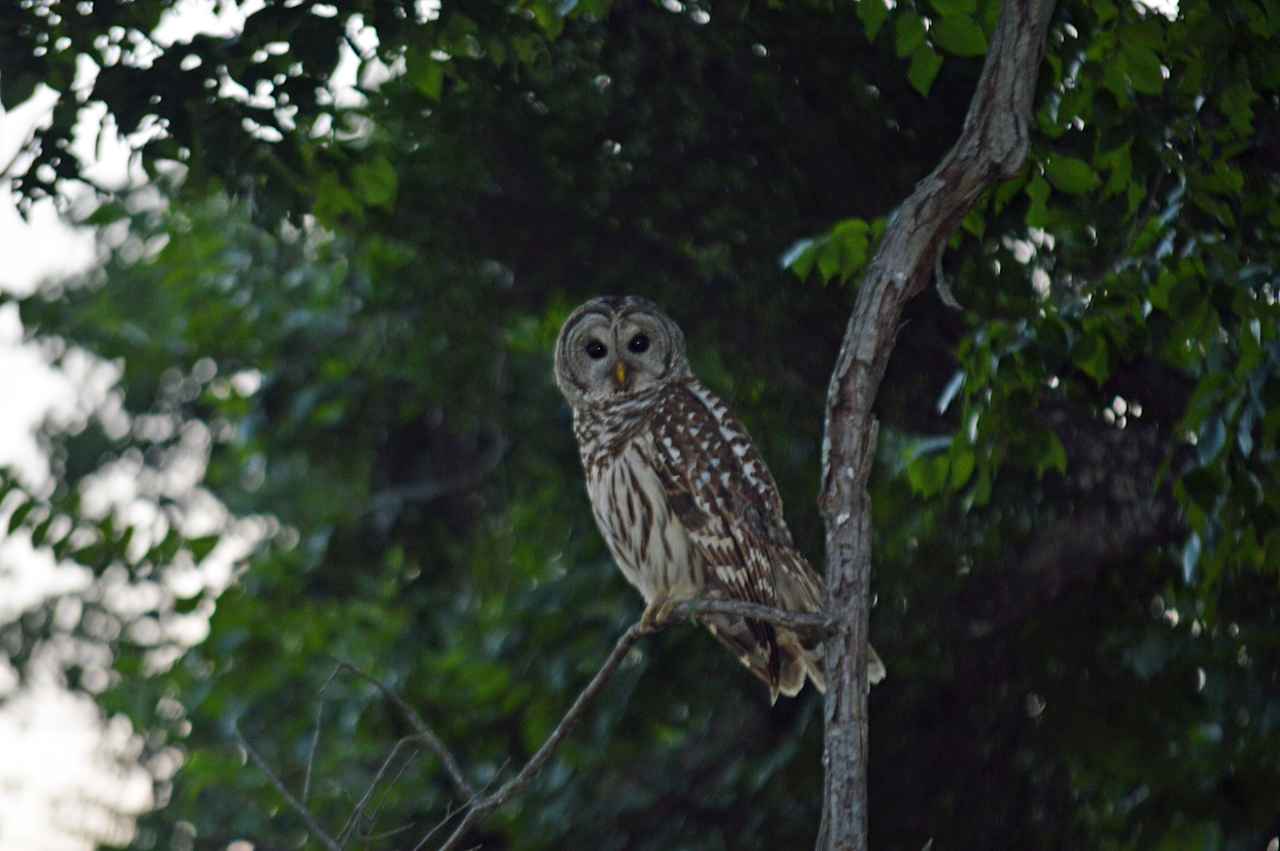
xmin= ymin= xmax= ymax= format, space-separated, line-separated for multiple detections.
xmin=781 ymin=238 xmax=817 ymax=280
xmin=1219 ymin=80 xmax=1257 ymax=134
xmin=1035 ymin=431 xmax=1068 ymax=478
xmin=411 ymin=58 xmax=445 ymax=101
xmin=352 ymin=157 xmax=399 ymax=209
xmin=30 ymin=516 xmax=54 ymax=549
xmin=907 ymin=454 xmax=950 ymax=497
xmin=832 ymin=218 xmax=870 ymax=279
xmin=83 ymin=202 xmax=131 ymax=227
xmin=931 ymin=15 xmax=988 ymax=57
xmin=908 ymin=45 xmax=944 ymax=97
xmin=1025 ymin=174 xmax=1051 ymax=227
xmin=857 ymin=0 xmax=890 ymax=41
xmin=174 ymin=594 xmax=204 ymax=615
xmin=895 ymin=13 xmax=927 ymax=58
xmin=1074 ymin=332 xmax=1110 ymax=384
xmin=0 ymin=72 xmax=39 ymax=110
xmin=817 ymin=238 xmax=842 ymax=283
xmin=7 ymin=499 xmax=34 ymax=534
xmin=529 ymin=0 xmax=565 ymax=37
xmin=189 ymin=535 xmax=220 ymax=562
xmin=949 ymin=448 xmax=976 ymax=488
xmin=1122 ymin=43 xmax=1164 ymax=95
xmin=1190 ymin=191 xmax=1236 ymax=228
xmin=992 ymin=172 xmax=1027 ymax=214
xmin=1097 ymin=141 xmax=1132 ymax=198
xmin=1044 ymin=156 xmax=1101 ymax=195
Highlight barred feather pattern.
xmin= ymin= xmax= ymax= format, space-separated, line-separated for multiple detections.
xmin=574 ymin=377 xmax=834 ymax=702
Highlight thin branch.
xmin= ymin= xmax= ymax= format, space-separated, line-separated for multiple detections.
xmin=234 ymin=721 xmax=342 ymax=851
xmin=330 ymin=658 xmax=477 ymax=801
xmin=433 ymin=622 xmax=648 ymax=851
xmin=304 ymin=664 xmax=344 ymax=804
xmin=413 ymin=760 xmax=509 ymax=851
xmin=337 ymin=734 xmax=428 ymax=845
xmin=669 ymin=598 xmax=841 ymax=639
xmin=935 ymin=253 xmax=963 ymax=311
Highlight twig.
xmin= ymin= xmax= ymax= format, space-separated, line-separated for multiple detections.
xmin=363 ymin=821 xmax=419 ymax=841
xmin=433 ymin=622 xmax=648 ymax=851
xmin=669 ymin=598 xmax=840 ymax=639
xmin=240 ymin=600 xmax=808 ymax=850
xmin=304 ymin=664 xmax=344 ymax=804
xmin=234 ymin=721 xmax=342 ymax=851
xmin=935 ymin=252 xmax=963 ymax=310
xmin=337 ymin=733 xmax=428 ymax=845
xmin=413 ymin=760 xmax=510 ymax=851
xmin=364 ymin=745 xmax=421 ymax=837
xmin=330 ymin=658 xmax=477 ymax=801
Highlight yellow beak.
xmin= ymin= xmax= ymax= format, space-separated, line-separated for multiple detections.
xmin=613 ymin=361 xmax=628 ymax=388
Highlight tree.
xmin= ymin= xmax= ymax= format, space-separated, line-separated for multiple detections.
xmin=2 ymin=0 xmax=1278 ymax=849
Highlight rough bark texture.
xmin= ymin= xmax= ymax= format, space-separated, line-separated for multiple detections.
xmin=816 ymin=1 xmax=1059 ymax=849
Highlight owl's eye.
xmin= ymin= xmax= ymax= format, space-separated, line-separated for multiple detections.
xmin=585 ymin=339 xmax=608 ymax=360
xmin=628 ymin=333 xmax=650 ymax=354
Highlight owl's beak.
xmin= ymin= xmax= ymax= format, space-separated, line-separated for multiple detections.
xmin=613 ymin=360 xmax=628 ymax=388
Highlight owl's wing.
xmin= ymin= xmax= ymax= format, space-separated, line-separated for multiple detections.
xmin=647 ymin=379 xmax=825 ymax=697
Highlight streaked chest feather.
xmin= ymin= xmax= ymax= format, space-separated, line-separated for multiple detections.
xmin=583 ymin=434 xmax=699 ymax=603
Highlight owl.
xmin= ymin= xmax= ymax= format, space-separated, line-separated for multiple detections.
xmin=554 ymin=295 xmax=885 ymax=702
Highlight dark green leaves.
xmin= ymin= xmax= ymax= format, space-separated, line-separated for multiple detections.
xmin=857 ymin=0 xmax=890 ymax=41
xmin=352 ymin=156 xmax=399 ymax=209
xmin=895 ymin=12 xmax=928 ymax=58
xmin=1073 ymin=331 xmax=1110 ymax=384
xmin=1044 ymin=156 xmax=1101 ymax=195
xmin=909 ymin=45 xmax=944 ymax=96
xmin=781 ymin=218 xmax=877 ymax=285
xmin=7 ymin=498 xmax=34 ymax=534
xmin=930 ymin=14 xmax=987 ymax=57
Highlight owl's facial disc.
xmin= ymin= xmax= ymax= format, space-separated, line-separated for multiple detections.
xmin=555 ymin=297 xmax=690 ymax=407
xmin=611 ymin=316 xmax=667 ymax=395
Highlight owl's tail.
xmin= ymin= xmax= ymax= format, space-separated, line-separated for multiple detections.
xmin=780 ymin=634 xmax=887 ymax=701
xmin=704 ymin=617 xmax=886 ymax=703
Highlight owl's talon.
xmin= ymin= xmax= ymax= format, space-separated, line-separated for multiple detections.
xmin=639 ymin=595 xmax=679 ymax=633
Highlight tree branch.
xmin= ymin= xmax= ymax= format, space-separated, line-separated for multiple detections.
xmin=669 ymin=597 xmax=841 ymax=638
xmin=817 ymin=1 xmax=1059 ymax=849
xmin=243 ymin=597 xmax=828 ymax=850
xmin=233 ymin=721 xmax=343 ymax=851
xmin=330 ymin=658 xmax=478 ymax=802
xmin=436 ymin=622 xmax=648 ymax=851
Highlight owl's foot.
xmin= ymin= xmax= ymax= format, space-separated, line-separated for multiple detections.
xmin=638 ymin=594 xmax=682 ymax=634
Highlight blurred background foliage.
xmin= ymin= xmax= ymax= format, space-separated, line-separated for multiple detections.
xmin=2 ymin=0 xmax=1279 ymax=848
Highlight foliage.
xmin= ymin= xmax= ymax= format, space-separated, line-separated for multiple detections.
xmin=2 ymin=0 xmax=1279 ymax=849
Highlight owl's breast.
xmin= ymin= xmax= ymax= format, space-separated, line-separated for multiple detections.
xmin=584 ymin=432 xmax=699 ymax=604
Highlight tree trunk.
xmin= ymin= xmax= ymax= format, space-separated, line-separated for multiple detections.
xmin=817 ymin=1 xmax=1059 ymax=848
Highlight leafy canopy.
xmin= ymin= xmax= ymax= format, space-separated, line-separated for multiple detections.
xmin=2 ymin=0 xmax=1278 ymax=849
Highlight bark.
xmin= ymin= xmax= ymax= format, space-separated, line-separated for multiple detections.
xmin=816 ymin=2 xmax=1059 ymax=849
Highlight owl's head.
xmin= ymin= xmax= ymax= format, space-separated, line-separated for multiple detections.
xmin=554 ymin=296 xmax=690 ymax=407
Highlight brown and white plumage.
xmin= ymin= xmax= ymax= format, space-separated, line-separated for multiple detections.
xmin=554 ymin=295 xmax=884 ymax=702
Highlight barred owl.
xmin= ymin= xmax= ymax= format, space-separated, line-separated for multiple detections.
xmin=554 ymin=295 xmax=885 ymax=702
